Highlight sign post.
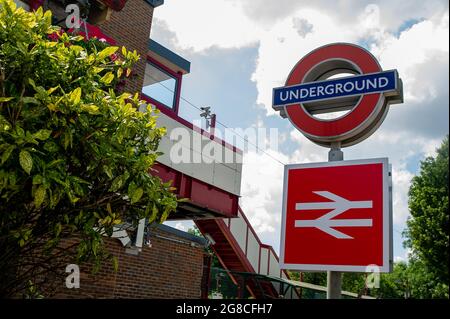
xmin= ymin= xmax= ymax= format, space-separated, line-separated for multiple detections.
xmin=327 ymin=145 xmax=343 ymax=299
xmin=274 ymin=43 xmax=403 ymax=299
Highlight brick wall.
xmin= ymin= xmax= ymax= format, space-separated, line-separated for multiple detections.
xmin=54 ymin=227 xmax=207 ymax=299
xmin=99 ymin=1 xmax=154 ymax=94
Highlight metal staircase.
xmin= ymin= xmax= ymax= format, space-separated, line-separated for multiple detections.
xmin=196 ymin=207 xmax=299 ymax=299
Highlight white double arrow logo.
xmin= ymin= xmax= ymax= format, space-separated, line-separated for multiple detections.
xmin=294 ymin=191 xmax=373 ymax=239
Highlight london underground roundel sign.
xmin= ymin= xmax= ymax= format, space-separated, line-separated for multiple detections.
xmin=272 ymin=43 xmax=403 ymax=147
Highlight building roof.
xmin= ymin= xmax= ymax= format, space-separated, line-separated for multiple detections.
xmin=148 ymin=39 xmax=191 ymax=75
xmin=155 ymin=223 xmax=208 ymax=246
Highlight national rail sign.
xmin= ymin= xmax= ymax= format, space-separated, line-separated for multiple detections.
xmin=279 ymin=158 xmax=393 ymax=272
xmin=272 ymin=43 xmax=403 ymax=147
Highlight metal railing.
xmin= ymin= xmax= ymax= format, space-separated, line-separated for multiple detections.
xmin=224 ymin=208 xmax=287 ymax=280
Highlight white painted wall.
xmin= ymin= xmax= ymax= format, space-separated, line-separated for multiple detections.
xmin=155 ymin=112 xmax=242 ymax=196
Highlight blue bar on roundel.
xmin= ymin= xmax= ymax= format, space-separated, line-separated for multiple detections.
xmin=272 ymin=70 xmax=398 ymax=108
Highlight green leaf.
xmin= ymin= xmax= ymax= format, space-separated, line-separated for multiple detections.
xmin=112 ymin=256 xmax=119 ymax=272
xmin=131 ymin=187 xmax=144 ymax=204
xmin=28 ymin=78 xmax=36 ymax=89
xmin=22 ymin=97 xmax=39 ymax=105
xmin=33 ymin=129 xmax=52 ymax=141
xmin=63 ymin=131 xmax=73 ymax=150
xmin=32 ymin=175 xmax=43 ymax=185
xmin=81 ymin=104 xmax=99 ymax=114
xmin=160 ymin=209 xmax=170 ymax=223
xmin=47 ymin=159 xmax=64 ymax=168
xmin=19 ymin=150 xmax=33 ymax=174
xmin=16 ymin=126 xmax=25 ymax=137
xmin=97 ymin=46 xmax=118 ymax=60
xmin=69 ymin=88 xmax=82 ymax=105
xmin=100 ymin=72 xmax=114 ymax=85
xmin=0 ymin=97 xmax=14 ymax=102
xmin=149 ymin=204 xmax=158 ymax=223
xmin=34 ymin=185 xmax=46 ymax=207
xmin=109 ymin=176 xmax=123 ymax=192
xmin=1 ymin=145 xmax=15 ymax=164
xmin=103 ymin=165 xmax=113 ymax=179
xmin=55 ymin=223 xmax=62 ymax=237
xmin=47 ymin=86 xmax=59 ymax=95
xmin=93 ymin=67 xmax=104 ymax=74
xmin=43 ymin=141 xmax=58 ymax=153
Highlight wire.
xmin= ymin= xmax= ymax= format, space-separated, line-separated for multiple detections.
xmin=144 ymin=73 xmax=288 ymax=166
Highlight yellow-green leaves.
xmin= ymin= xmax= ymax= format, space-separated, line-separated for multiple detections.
xmin=81 ymin=104 xmax=99 ymax=115
xmin=47 ymin=86 xmax=59 ymax=95
xmin=70 ymin=45 xmax=84 ymax=55
xmin=109 ymin=176 xmax=123 ymax=192
xmin=112 ymin=256 xmax=119 ymax=272
xmin=62 ymin=130 xmax=73 ymax=150
xmin=93 ymin=67 xmax=105 ymax=74
xmin=117 ymin=68 xmax=123 ymax=78
xmin=19 ymin=150 xmax=33 ymax=174
xmin=33 ymin=129 xmax=52 ymax=141
xmin=148 ymin=204 xmax=158 ymax=223
xmin=109 ymin=172 xmax=130 ymax=192
xmin=160 ymin=209 xmax=170 ymax=223
xmin=97 ymin=46 xmax=118 ymax=61
xmin=1 ymin=144 xmax=15 ymax=164
xmin=32 ymin=174 xmax=43 ymax=185
xmin=100 ymin=72 xmax=114 ymax=85
xmin=69 ymin=87 xmax=82 ymax=105
xmin=34 ymin=185 xmax=46 ymax=208
xmin=130 ymin=187 xmax=144 ymax=204
xmin=0 ymin=1 xmax=180 ymax=282
xmin=103 ymin=165 xmax=113 ymax=179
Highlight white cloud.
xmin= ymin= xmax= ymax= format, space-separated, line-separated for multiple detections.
xmin=230 ymin=0 xmax=448 ymax=32
xmin=252 ymin=8 xmax=358 ymax=116
xmin=370 ymin=12 xmax=449 ymax=102
xmin=239 ymin=149 xmax=288 ymax=237
xmin=345 ymin=130 xmax=442 ymax=225
xmin=154 ymin=0 xmax=260 ymax=51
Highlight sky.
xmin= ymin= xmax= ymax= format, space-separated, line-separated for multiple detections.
xmin=154 ymin=0 xmax=449 ymax=263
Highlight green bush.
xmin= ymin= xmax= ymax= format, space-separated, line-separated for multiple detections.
xmin=0 ymin=0 xmax=177 ymax=297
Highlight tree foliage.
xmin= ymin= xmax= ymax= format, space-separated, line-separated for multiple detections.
xmin=403 ymin=135 xmax=449 ymax=297
xmin=0 ymin=1 xmax=177 ymax=297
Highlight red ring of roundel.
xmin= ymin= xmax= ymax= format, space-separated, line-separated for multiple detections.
xmin=285 ymin=44 xmax=383 ymax=139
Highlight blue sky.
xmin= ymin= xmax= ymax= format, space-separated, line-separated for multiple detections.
xmin=153 ymin=0 xmax=449 ymax=263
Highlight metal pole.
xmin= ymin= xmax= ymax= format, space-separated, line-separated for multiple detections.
xmin=327 ymin=143 xmax=343 ymax=299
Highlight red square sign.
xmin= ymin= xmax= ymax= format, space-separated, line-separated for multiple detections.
xmin=279 ymin=158 xmax=392 ymax=272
